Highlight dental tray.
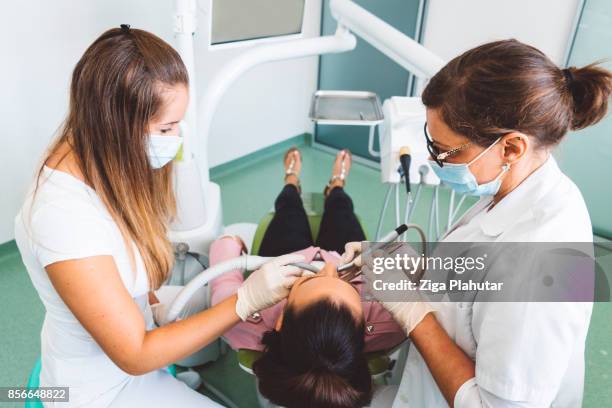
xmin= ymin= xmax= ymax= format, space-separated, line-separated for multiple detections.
xmin=309 ymin=90 xmax=384 ymax=126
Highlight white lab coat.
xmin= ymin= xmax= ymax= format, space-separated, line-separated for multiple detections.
xmin=392 ymin=157 xmax=594 ymax=407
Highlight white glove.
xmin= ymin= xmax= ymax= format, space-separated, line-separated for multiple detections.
xmin=382 ymin=301 xmax=434 ymax=336
xmin=151 ymin=302 xmax=167 ymax=326
xmin=235 ymin=253 xmax=305 ymax=321
xmin=357 ymin=242 xmax=433 ymax=336
xmin=340 ymin=241 xmax=364 ymax=267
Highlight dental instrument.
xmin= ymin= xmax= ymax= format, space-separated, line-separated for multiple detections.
xmin=337 ymin=224 xmax=409 ymax=274
xmin=288 ymin=262 xmax=322 ymax=274
xmin=375 ymin=184 xmax=394 ymax=240
xmin=399 ymin=146 xmax=412 ymax=193
xmin=338 ymin=223 xmax=428 ymax=282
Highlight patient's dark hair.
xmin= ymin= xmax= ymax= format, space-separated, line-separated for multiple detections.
xmin=252 ymin=300 xmax=372 ymax=408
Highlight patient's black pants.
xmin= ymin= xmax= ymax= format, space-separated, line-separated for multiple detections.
xmin=258 ymin=185 xmax=366 ymax=256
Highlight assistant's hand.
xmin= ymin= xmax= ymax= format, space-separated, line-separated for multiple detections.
xmin=148 ymin=291 xmax=167 ymax=327
xmin=151 ymin=302 xmax=167 ymax=326
xmin=235 ymin=253 xmax=305 ymax=321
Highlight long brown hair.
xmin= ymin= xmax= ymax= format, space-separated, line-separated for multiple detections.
xmin=39 ymin=27 xmax=188 ymax=289
xmin=422 ymin=39 xmax=612 ymax=147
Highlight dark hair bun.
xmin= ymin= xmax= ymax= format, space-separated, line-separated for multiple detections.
xmin=566 ymin=63 xmax=612 ymax=131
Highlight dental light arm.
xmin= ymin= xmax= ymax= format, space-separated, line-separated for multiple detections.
xmin=173 ymin=0 xmax=197 ymax=161
xmin=330 ymin=0 xmax=445 ymax=78
xmin=196 ymin=27 xmax=357 ymax=188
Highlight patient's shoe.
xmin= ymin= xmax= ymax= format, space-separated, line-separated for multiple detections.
xmin=324 ymin=149 xmax=352 ymax=197
xmin=284 ymin=147 xmax=302 ymax=192
xmin=176 ymin=369 xmax=202 ymax=390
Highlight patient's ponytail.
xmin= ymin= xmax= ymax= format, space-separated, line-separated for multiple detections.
xmin=564 ymin=63 xmax=612 ymax=130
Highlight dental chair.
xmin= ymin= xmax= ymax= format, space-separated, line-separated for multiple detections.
xmin=242 ymin=194 xmax=392 ymax=375
xmin=231 ymin=193 xmax=401 ymax=407
xmin=166 ymin=192 xmax=403 ymax=407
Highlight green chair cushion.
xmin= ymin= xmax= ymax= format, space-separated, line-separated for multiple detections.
xmin=251 ymin=213 xmax=323 ymax=256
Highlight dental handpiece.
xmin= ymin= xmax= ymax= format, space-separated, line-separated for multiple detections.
xmin=336 ymin=224 xmax=409 ymax=273
xmin=285 ymin=224 xmax=409 ymax=275
xmin=289 ymin=262 xmax=322 ymax=274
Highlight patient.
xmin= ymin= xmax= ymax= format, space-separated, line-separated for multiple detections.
xmin=210 ymin=148 xmax=405 ymax=408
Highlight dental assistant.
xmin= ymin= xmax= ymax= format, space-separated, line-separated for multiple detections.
xmin=343 ymin=39 xmax=612 ymax=407
xmin=14 ymin=26 xmax=303 ymax=407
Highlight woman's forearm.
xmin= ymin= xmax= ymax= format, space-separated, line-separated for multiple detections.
xmin=410 ymin=313 xmax=475 ymax=407
xmin=125 ymin=295 xmax=240 ymax=375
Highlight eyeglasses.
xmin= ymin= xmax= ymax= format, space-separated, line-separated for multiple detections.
xmin=424 ymin=122 xmax=471 ymax=167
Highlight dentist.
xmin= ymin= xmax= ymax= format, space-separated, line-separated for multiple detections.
xmin=14 ymin=26 xmax=303 ymax=407
xmin=343 ymin=39 xmax=612 ymax=407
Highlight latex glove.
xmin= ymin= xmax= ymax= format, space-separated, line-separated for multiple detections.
xmin=151 ymin=302 xmax=167 ymax=326
xmin=236 ymin=253 xmax=305 ymax=321
xmin=360 ymin=243 xmax=434 ymax=335
xmin=381 ymin=301 xmax=434 ymax=336
xmin=340 ymin=241 xmax=363 ymax=267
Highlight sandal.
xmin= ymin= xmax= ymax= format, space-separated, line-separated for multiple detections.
xmin=284 ymin=147 xmax=302 ymax=192
xmin=324 ymin=149 xmax=352 ymax=197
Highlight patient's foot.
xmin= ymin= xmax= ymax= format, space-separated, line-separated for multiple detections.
xmin=325 ymin=149 xmax=352 ymax=197
xmin=284 ymin=147 xmax=302 ymax=191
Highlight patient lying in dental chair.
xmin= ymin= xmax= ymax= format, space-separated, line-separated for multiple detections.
xmin=210 ymin=148 xmax=405 ymax=408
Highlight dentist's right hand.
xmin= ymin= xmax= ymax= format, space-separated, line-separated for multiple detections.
xmin=342 ymin=241 xmax=433 ymax=335
xmin=340 ymin=241 xmax=363 ymax=267
xmin=235 ymin=253 xmax=306 ymax=320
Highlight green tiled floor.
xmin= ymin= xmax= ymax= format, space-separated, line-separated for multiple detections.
xmin=1 ymin=141 xmax=611 ymax=407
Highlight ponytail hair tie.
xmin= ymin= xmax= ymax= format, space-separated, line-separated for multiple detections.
xmin=120 ymin=24 xmax=131 ymax=33
xmin=562 ymin=67 xmax=574 ymax=87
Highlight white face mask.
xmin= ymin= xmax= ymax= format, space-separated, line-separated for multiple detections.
xmin=146 ymin=134 xmax=182 ymax=169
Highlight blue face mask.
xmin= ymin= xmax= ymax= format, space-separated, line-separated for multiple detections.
xmin=428 ymin=137 xmax=510 ymax=196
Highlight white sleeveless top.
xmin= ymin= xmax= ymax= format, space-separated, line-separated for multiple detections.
xmin=14 ymin=166 xmax=156 ymax=407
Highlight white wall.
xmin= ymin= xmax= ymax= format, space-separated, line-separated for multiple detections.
xmin=0 ymin=0 xmax=321 ymax=244
xmin=422 ymin=0 xmax=581 ymax=66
